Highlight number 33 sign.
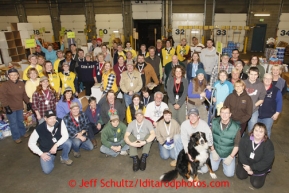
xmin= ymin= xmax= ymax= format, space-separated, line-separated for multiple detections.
xmin=280 ymin=30 xmax=289 ymax=36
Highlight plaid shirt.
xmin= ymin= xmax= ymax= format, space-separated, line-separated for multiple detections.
xmin=210 ymin=62 xmax=234 ymax=86
xmin=62 ymin=112 xmax=90 ymax=138
xmin=32 ymin=89 xmax=56 ymax=118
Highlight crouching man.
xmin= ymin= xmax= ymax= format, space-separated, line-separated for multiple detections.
xmin=28 ymin=110 xmax=73 ymax=174
xmin=124 ymin=109 xmax=155 ymax=171
xmin=100 ymin=115 xmax=129 ymax=157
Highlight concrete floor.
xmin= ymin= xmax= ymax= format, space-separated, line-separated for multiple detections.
xmin=0 ymin=52 xmax=288 ymax=193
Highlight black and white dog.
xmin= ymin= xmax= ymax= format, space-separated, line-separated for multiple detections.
xmin=160 ymin=132 xmax=217 ymax=183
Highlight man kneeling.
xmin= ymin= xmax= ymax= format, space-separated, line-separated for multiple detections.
xmin=124 ymin=109 xmax=155 ymax=171
xmin=100 ymin=115 xmax=129 ymax=157
xmin=28 ymin=110 xmax=73 ymax=174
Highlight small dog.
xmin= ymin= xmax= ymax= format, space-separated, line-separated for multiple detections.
xmin=160 ymin=132 xmax=217 ymax=183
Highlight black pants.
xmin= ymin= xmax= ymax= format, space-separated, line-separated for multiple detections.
xmin=236 ymin=164 xmax=267 ymax=189
xmin=87 ymin=123 xmax=101 ymax=140
xmin=83 ymin=81 xmax=95 ymax=96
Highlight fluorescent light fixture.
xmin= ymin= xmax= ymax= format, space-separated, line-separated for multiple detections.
xmin=191 ymin=30 xmax=199 ymax=33
xmin=113 ymin=30 xmax=119 ymax=33
xmin=254 ymin=14 xmax=270 ymax=16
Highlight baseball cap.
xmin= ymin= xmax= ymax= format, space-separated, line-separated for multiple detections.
xmin=39 ymin=76 xmax=48 ymax=82
xmin=188 ymin=108 xmax=199 ymax=116
xmin=110 ymin=114 xmax=119 ymax=121
xmin=135 ymin=109 xmax=144 ymax=116
xmin=64 ymin=86 xmax=73 ymax=92
xmin=44 ymin=110 xmax=56 ymax=118
xmin=96 ymin=38 xmax=102 ymax=42
xmin=7 ymin=68 xmax=19 ymax=74
xmin=70 ymin=102 xmax=79 ymax=109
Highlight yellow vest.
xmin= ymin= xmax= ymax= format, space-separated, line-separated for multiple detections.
xmin=124 ymin=48 xmax=137 ymax=59
xmin=59 ymin=72 xmax=76 ymax=94
xmin=176 ymin=44 xmax=190 ymax=61
xmin=102 ymin=71 xmax=118 ymax=93
xmin=39 ymin=73 xmax=61 ymax=93
xmin=162 ymin=47 xmax=175 ymax=66
xmin=117 ymin=51 xmax=127 ymax=60
xmin=53 ymin=59 xmax=62 ymax=73
xmin=23 ymin=64 xmax=43 ymax=80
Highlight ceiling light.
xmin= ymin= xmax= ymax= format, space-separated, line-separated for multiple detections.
xmin=191 ymin=30 xmax=199 ymax=33
xmin=254 ymin=14 xmax=270 ymax=16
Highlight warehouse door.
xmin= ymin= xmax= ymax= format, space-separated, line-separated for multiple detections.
xmin=251 ymin=24 xmax=267 ymax=52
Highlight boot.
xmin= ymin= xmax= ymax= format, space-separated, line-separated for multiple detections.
xmin=140 ymin=153 xmax=148 ymax=171
xmin=91 ymin=139 xmax=97 ymax=148
xmin=132 ymin=156 xmax=140 ymax=172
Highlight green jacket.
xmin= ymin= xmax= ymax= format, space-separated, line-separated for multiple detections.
xmin=212 ymin=117 xmax=240 ymax=158
xmin=101 ymin=121 xmax=127 ymax=148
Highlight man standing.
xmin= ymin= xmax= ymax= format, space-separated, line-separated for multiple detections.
xmin=229 ymin=49 xmax=245 ymax=66
xmin=145 ymin=46 xmax=163 ymax=88
xmin=244 ymin=67 xmax=266 ymax=133
xmin=124 ymin=109 xmax=155 ymax=171
xmin=53 ymin=50 xmax=65 ymax=73
xmin=135 ymin=54 xmax=159 ymax=88
xmin=164 ymin=55 xmax=185 ymax=89
xmin=175 ymin=38 xmax=190 ymax=63
xmin=210 ymin=106 xmax=240 ymax=177
xmin=58 ymin=51 xmax=77 ymax=74
xmin=113 ymin=44 xmax=127 ymax=65
xmin=172 ymin=108 xmax=213 ymax=168
xmin=210 ymin=53 xmax=234 ymax=86
xmin=34 ymin=45 xmax=45 ymax=57
xmin=190 ymin=37 xmax=205 ymax=55
xmin=93 ymin=38 xmax=103 ymax=58
xmin=144 ymin=92 xmax=168 ymax=127
xmin=28 ymin=110 xmax=73 ymax=174
xmin=200 ymin=39 xmax=218 ymax=82
xmin=62 ymin=102 xmax=94 ymax=158
xmin=100 ymin=115 xmax=129 ymax=157
xmin=124 ymin=41 xmax=137 ymax=60
xmin=155 ymin=39 xmax=163 ymax=61
xmin=120 ymin=62 xmax=143 ymax=107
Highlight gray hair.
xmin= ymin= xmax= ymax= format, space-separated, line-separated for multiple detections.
xmin=154 ymin=91 xmax=164 ymax=99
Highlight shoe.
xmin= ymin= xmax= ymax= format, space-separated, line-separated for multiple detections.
xmin=60 ymin=156 xmax=73 ymax=166
xmin=170 ymin=160 xmax=177 ymax=167
xmin=14 ymin=139 xmax=22 ymax=144
xmin=91 ymin=139 xmax=97 ymax=148
xmin=140 ymin=154 xmax=148 ymax=171
xmin=73 ymin=151 xmax=81 ymax=158
xmin=23 ymin=132 xmax=30 ymax=138
xmin=120 ymin=150 xmax=128 ymax=156
xmin=132 ymin=156 xmax=140 ymax=172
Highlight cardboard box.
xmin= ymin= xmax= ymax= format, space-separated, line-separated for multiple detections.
xmin=80 ymin=97 xmax=89 ymax=112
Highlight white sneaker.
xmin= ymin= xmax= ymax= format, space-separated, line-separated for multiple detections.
xmin=120 ymin=151 xmax=128 ymax=156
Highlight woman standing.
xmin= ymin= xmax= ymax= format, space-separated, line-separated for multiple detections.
xmin=224 ymin=80 xmax=253 ymax=135
xmin=243 ymin=55 xmax=265 ymax=80
xmin=271 ymin=65 xmax=287 ymax=95
xmin=258 ymin=73 xmax=282 ymax=138
xmin=58 ymin=62 xmax=78 ymax=96
xmin=162 ymin=40 xmax=175 ymax=67
xmin=0 ymin=68 xmax=30 ymax=143
xmin=101 ymin=62 xmax=118 ymax=95
xmin=228 ymin=68 xmax=241 ymax=85
xmin=32 ymin=76 xmax=57 ymax=124
xmin=41 ymin=60 xmax=61 ymax=97
xmin=93 ymin=53 xmax=105 ymax=84
xmin=186 ymin=53 xmax=204 ymax=82
xmin=167 ymin=66 xmax=188 ymax=124
xmin=56 ymin=87 xmax=82 ymax=119
xmin=25 ymin=68 xmax=40 ymax=103
xmin=230 ymin=61 xmax=248 ymax=80
xmin=113 ymin=56 xmax=127 ymax=87
xmin=187 ymin=68 xmax=211 ymax=122
xmin=237 ymin=123 xmax=274 ymax=189
xmin=126 ymin=94 xmax=146 ymax=124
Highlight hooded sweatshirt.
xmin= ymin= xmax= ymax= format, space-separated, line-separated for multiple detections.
xmin=244 ymin=79 xmax=266 ymax=112
xmin=200 ymin=47 xmax=218 ymax=75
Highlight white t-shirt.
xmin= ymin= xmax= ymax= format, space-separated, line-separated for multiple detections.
xmin=144 ymin=101 xmax=168 ymax=122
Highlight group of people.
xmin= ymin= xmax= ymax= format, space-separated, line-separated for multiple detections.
xmin=0 ymin=36 xmax=285 ymax=189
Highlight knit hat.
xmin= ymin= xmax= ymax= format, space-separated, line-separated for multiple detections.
xmin=96 ymin=38 xmax=102 ymax=43
xmin=110 ymin=114 xmax=119 ymax=121
xmin=7 ymin=68 xmax=19 ymax=74
xmin=44 ymin=110 xmax=56 ymax=118
xmin=135 ymin=109 xmax=144 ymax=116
xmin=39 ymin=76 xmax=48 ymax=82
xmin=188 ymin=108 xmax=199 ymax=116
xmin=70 ymin=102 xmax=79 ymax=109
xmin=196 ymin=68 xmax=205 ymax=76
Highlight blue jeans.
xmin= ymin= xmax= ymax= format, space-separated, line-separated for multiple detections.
xmin=247 ymin=111 xmax=259 ymax=134
xmin=100 ymin=140 xmax=129 ymax=157
xmin=174 ymin=134 xmax=208 ymax=173
xmin=6 ymin=110 xmax=26 ymax=140
xmin=123 ymin=93 xmax=133 ymax=107
xmin=71 ymin=137 xmax=94 ymax=152
xmin=158 ymin=143 xmax=176 ymax=160
xmin=258 ymin=117 xmax=274 ymax=138
xmin=206 ymin=74 xmax=211 ymax=83
xmin=40 ymin=139 xmax=72 ymax=174
xmin=210 ymin=153 xmax=235 ymax=177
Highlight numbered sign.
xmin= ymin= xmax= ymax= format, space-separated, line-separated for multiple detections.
xmin=175 ymin=29 xmax=185 ymax=35
xmin=280 ymin=30 xmax=289 ymax=36
xmin=216 ymin=30 xmax=226 ymax=36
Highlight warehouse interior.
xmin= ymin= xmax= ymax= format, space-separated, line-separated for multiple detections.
xmin=0 ymin=0 xmax=289 ymax=192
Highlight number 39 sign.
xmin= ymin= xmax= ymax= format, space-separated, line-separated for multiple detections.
xmin=280 ymin=30 xmax=289 ymax=36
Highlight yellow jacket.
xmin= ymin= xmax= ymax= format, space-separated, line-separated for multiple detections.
xmin=102 ymin=71 xmax=118 ymax=93
xmin=175 ymin=44 xmax=190 ymax=61
xmin=126 ymin=105 xmax=146 ymax=124
xmin=162 ymin=47 xmax=175 ymax=66
xmin=23 ymin=65 xmax=43 ymax=80
xmin=40 ymin=73 xmax=61 ymax=93
xmin=124 ymin=48 xmax=137 ymax=59
xmin=59 ymin=72 xmax=76 ymax=94
xmin=53 ymin=59 xmax=63 ymax=73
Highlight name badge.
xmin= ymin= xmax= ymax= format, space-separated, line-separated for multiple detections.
xmin=250 ymin=152 xmax=255 ymax=159
xmin=97 ymin=72 xmax=100 ymax=75
xmin=114 ymin=137 xmax=117 ymax=142
xmin=157 ymin=53 xmax=160 ymax=56
xmin=130 ymin=82 xmax=134 ymax=87
xmin=166 ymin=55 xmax=168 ymax=59
xmin=176 ymin=95 xmax=179 ymax=100
xmin=45 ymin=100 xmax=49 ymax=105
xmin=64 ymin=84 xmax=67 ymax=87
xmin=50 ymin=82 xmax=54 ymax=87
xmin=52 ymin=137 xmax=57 ymax=143
xmin=167 ymin=137 xmax=170 ymax=142
xmin=137 ymin=134 xmax=140 ymax=140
